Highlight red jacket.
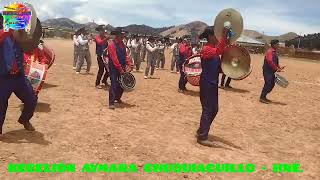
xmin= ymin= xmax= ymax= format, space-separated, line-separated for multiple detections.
xmin=201 ymin=39 xmax=227 ymax=60
xmin=108 ymin=38 xmax=132 ymax=73
xmin=264 ymin=48 xmax=279 ymax=71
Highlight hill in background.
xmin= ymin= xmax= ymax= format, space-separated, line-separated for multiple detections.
xmin=42 ymin=18 xmax=298 ymax=42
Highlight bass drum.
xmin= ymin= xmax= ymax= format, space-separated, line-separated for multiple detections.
xmin=43 ymin=44 xmax=55 ymax=69
xmin=25 ymin=61 xmax=48 ymax=95
xmin=183 ymin=54 xmax=202 ymax=86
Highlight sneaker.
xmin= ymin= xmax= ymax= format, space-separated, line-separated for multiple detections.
xmin=176 ymin=71 xmax=180 ymax=74
xmin=149 ymin=75 xmax=153 ymax=79
xmin=76 ymin=72 xmax=80 ymax=75
xmin=171 ymin=70 xmax=174 ymax=73
xmin=144 ymin=76 xmax=148 ymax=79
xmin=73 ymin=67 xmax=76 ymax=70
xmin=156 ymin=68 xmax=159 ymax=70
xmin=96 ymin=85 xmax=103 ymax=89
xmin=18 ymin=119 xmax=35 ymax=131
xmin=109 ymin=105 xmax=115 ymax=110
xmin=178 ymin=89 xmax=184 ymax=93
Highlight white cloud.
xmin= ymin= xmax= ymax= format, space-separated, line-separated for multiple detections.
xmin=0 ymin=0 xmax=318 ymax=35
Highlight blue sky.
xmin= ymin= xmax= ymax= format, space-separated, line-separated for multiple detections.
xmin=1 ymin=0 xmax=319 ymax=35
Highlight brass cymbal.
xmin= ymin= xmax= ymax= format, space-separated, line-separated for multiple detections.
xmin=214 ymin=8 xmax=243 ymax=43
xmin=221 ymin=45 xmax=251 ymax=80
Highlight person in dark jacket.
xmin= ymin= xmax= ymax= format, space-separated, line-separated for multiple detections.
xmin=0 ymin=27 xmax=37 ymax=134
xmin=108 ymin=27 xmax=133 ymax=110
xmin=259 ymin=39 xmax=285 ymax=104
xmin=94 ymin=25 xmax=109 ymax=89
xmin=196 ymin=26 xmax=230 ymax=147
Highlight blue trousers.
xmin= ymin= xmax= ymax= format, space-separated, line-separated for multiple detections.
xmin=197 ymin=79 xmax=219 ymax=140
xmin=0 ymin=76 xmax=38 ymax=134
xmin=108 ymin=67 xmax=124 ymax=106
xmin=178 ymin=62 xmax=187 ymax=90
xmin=260 ymin=70 xmax=275 ymax=99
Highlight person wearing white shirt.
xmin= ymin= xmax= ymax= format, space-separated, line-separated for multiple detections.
xmin=170 ymin=38 xmax=181 ymax=73
xmin=73 ymin=33 xmax=80 ymax=70
xmin=131 ymin=35 xmax=142 ymax=72
xmin=140 ymin=36 xmax=147 ymax=62
xmin=75 ymin=28 xmax=92 ymax=74
xmin=144 ymin=37 xmax=158 ymax=79
xmin=156 ymin=40 xmax=166 ymax=70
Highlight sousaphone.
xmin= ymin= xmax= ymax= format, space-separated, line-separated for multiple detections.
xmin=214 ymin=8 xmax=243 ymax=43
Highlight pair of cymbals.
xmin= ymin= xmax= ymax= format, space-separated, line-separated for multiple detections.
xmin=214 ymin=8 xmax=243 ymax=43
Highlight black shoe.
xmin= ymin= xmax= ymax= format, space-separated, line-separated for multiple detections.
xmin=109 ymin=105 xmax=115 ymax=110
xmin=259 ymin=98 xmax=270 ymax=104
xmin=115 ymin=99 xmax=123 ymax=104
xmin=18 ymin=119 xmax=35 ymax=131
xmin=197 ymin=139 xmax=220 ymax=147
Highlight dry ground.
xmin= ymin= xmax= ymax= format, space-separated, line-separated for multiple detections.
xmin=0 ymin=39 xmax=319 ymax=180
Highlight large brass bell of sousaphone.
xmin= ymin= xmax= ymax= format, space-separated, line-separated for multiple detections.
xmin=221 ymin=46 xmax=252 ymax=80
xmin=13 ymin=3 xmax=42 ymax=52
xmin=214 ymin=8 xmax=243 ymax=43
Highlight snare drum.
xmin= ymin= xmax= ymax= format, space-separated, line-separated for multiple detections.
xmin=183 ymin=54 xmax=202 ymax=86
xmin=118 ymin=72 xmax=136 ymax=91
xmin=275 ymin=73 xmax=289 ymax=88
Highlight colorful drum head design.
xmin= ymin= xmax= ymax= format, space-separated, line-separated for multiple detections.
xmin=2 ymin=2 xmax=32 ymax=32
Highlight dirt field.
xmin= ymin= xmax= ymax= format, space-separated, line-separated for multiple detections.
xmin=0 ymin=39 xmax=319 ymax=180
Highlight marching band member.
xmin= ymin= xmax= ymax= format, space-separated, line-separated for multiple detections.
xmin=94 ymin=25 xmax=109 ymax=89
xmin=108 ymin=28 xmax=133 ymax=110
xmin=73 ymin=32 xmax=79 ymax=70
xmin=178 ymin=38 xmax=192 ymax=93
xmin=76 ymin=28 xmax=92 ymax=74
xmin=196 ymin=26 xmax=229 ymax=147
xmin=0 ymin=28 xmax=37 ymax=134
xmin=156 ymin=40 xmax=166 ymax=70
xmin=144 ymin=36 xmax=158 ymax=79
xmin=260 ymin=39 xmax=285 ymax=104
xmin=140 ymin=35 xmax=147 ymax=62
xmin=170 ymin=38 xmax=181 ymax=73
xmin=131 ymin=35 xmax=142 ymax=72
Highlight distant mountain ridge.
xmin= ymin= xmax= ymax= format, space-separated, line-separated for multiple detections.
xmin=42 ymin=18 xmax=298 ymax=42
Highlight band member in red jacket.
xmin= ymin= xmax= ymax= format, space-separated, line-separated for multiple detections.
xmin=108 ymin=27 xmax=133 ymax=110
xmin=0 ymin=28 xmax=37 ymax=134
xmin=94 ymin=25 xmax=109 ymax=89
xmin=196 ymin=26 xmax=229 ymax=147
xmin=260 ymin=39 xmax=285 ymax=103
xmin=178 ymin=37 xmax=192 ymax=93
